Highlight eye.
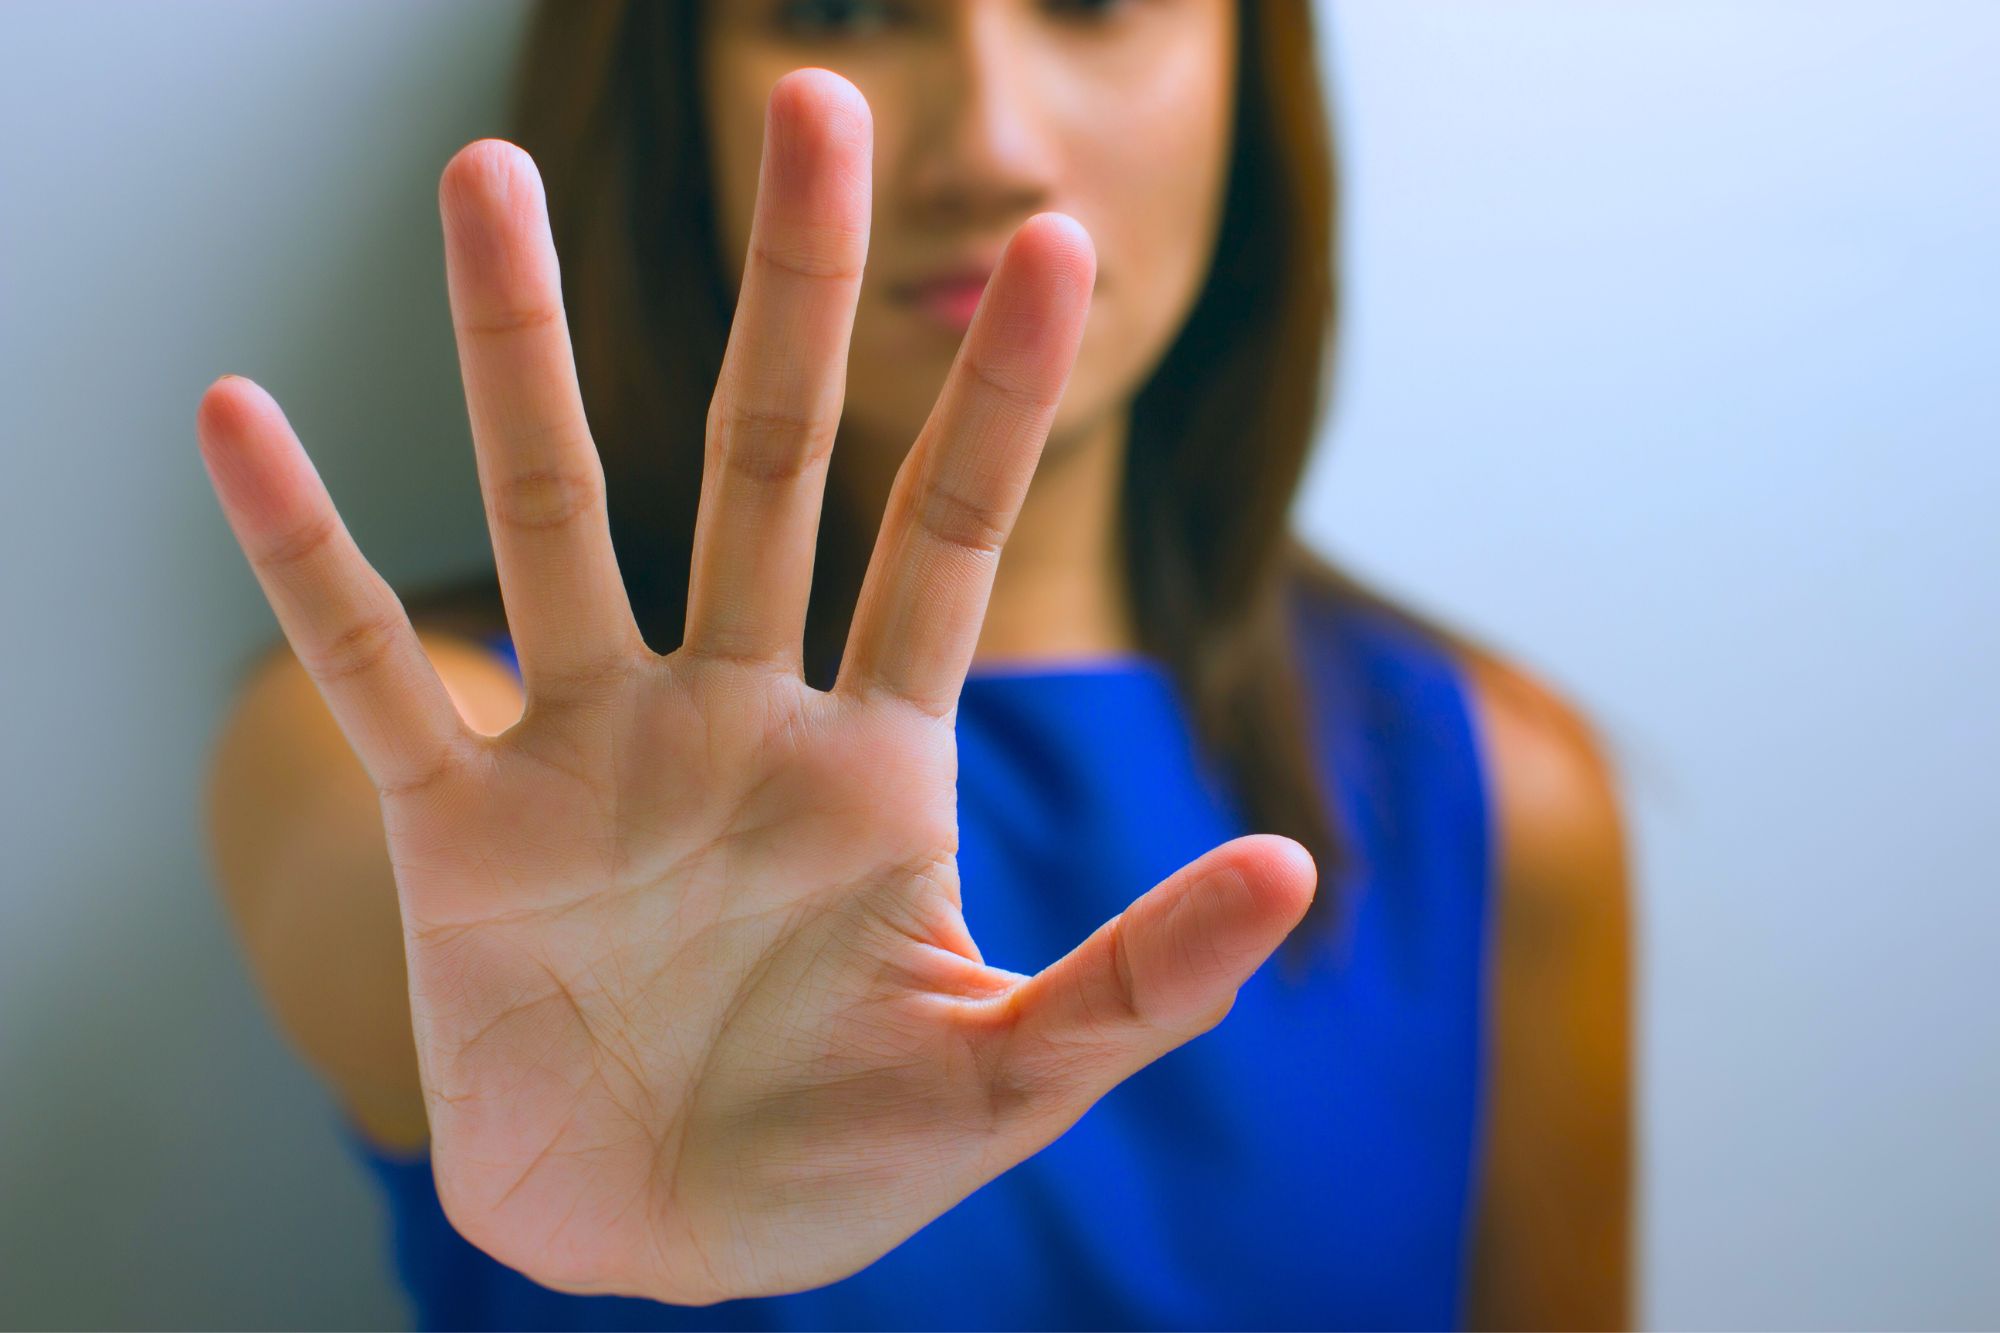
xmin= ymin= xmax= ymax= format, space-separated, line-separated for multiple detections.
xmin=1043 ymin=0 xmax=1135 ymax=20
xmin=770 ymin=0 xmax=904 ymax=40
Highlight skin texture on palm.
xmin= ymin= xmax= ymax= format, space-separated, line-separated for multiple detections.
xmin=194 ymin=69 xmax=1315 ymax=1305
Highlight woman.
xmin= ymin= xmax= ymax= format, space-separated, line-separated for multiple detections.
xmin=200 ymin=1 xmax=1631 ymax=1328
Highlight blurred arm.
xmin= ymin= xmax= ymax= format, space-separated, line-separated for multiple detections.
xmin=1460 ymin=646 xmax=1635 ymax=1331
xmin=202 ymin=629 xmax=524 ymax=1151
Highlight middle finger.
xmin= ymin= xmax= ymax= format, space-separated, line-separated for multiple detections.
xmin=681 ymin=69 xmax=873 ymax=671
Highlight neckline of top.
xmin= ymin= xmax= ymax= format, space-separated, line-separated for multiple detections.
xmin=961 ymin=652 xmax=1172 ymax=685
xmin=476 ymin=633 xmax=1174 ymax=688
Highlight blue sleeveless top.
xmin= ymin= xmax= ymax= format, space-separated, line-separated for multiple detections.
xmin=344 ymin=584 xmax=1494 ymax=1330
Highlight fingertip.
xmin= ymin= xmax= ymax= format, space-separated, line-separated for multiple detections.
xmin=1021 ymin=212 xmax=1097 ymax=296
xmin=771 ymin=66 xmax=873 ymax=145
xmin=739 ymin=74 xmax=872 ymax=295
xmin=1240 ymin=833 xmax=1320 ymax=926
xmin=197 ymin=373 xmax=241 ymax=431
xmin=195 ymin=375 xmax=296 ymax=520
xmin=196 ymin=373 xmax=276 ymax=445
xmin=1182 ymin=837 xmax=1316 ymax=952
xmin=764 ymin=68 xmax=874 ymax=204
xmin=443 ymin=137 xmax=533 ymax=188
xmin=976 ymin=213 xmax=1095 ymax=365
xmin=1026 ymin=210 xmax=1093 ymax=258
xmin=439 ymin=137 xmax=544 ymax=231
xmin=1258 ymin=833 xmax=1319 ymax=898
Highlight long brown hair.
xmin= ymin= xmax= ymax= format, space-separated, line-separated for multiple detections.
xmin=402 ymin=0 xmax=1494 ymax=963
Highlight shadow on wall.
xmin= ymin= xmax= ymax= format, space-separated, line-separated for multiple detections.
xmin=0 ymin=2 xmax=530 ymax=1326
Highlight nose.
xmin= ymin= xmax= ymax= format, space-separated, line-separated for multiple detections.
xmin=902 ymin=3 xmax=1060 ymax=229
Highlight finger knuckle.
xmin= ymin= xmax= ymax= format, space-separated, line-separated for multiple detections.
xmin=457 ymin=301 xmax=565 ymax=339
xmin=1105 ymin=922 xmax=1150 ymax=1030
xmin=302 ymin=610 xmax=402 ymax=686
xmin=258 ymin=511 xmax=341 ymax=573
xmin=707 ymin=406 xmax=838 ymax=485
xmin=964 ymin=352 xmax=1049 ymax=412
xmin=490 ymin=463 xmax=602 ymax=532
xmin=751 ymin=235 xmax=865 ymax=284
xmin=914 ymin=480 xmax=1010 ymax=556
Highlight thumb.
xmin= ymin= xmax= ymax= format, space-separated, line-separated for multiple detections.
xmin=987 ymin=833 xmax=1317 ymax=1133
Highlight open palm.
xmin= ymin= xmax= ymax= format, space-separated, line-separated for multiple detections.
xmin=196 ymin=69 xmax=1315 ymax=1305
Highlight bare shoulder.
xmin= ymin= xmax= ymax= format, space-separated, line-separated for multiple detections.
xmin=219 ymin=626 xmax=524 ymax=761
xmin=1453 ymin=640 xmax=1629 ymax=925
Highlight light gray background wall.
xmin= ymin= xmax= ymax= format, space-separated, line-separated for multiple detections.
xmin=1 ymin=1 xmax=1993 ymax=1328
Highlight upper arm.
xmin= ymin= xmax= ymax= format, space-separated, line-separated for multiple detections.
xmin=1457 ymin=644 xmax=1634 ymax=1330
xmin=203 ymin=628 xmax=524 ymax=1151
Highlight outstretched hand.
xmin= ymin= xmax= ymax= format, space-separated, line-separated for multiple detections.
xmin=195 ymin=69 xmax=1315 ymax=1304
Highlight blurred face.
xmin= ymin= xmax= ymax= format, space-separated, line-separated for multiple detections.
xmin=700 ymin=0 xmax=1238 ymax=506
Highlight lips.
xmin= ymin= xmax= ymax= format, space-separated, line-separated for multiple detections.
xmin=892 ymin=265 xmax=998 ymax=334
